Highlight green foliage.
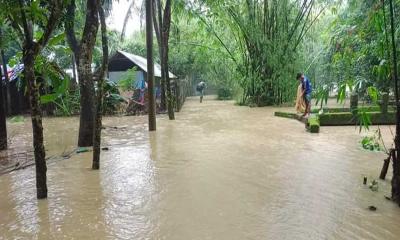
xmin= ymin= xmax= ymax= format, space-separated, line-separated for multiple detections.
xmin=307 ymin=116 xmax=320 ymax=133
xmin=217 ymin=87 xmax=233 ymax=100
xmin=314 ymin=85 xmax=330 ymax=109
xmin=118 ymin=67 xmax=137 ymax=91
xmin=361 ymin=134 xmax=382 ymax=151
xmin=9 ymin=116 xmax=25 ymax=123
xmin=103 ymin=80 xmax=125 ymax=115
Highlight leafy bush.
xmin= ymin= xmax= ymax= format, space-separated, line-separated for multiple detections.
xmin=217 ymin=87 xmax=232 ymax=100
xmin=103 ymin=80 xmax=126 ymax=114
xmin=361 ymin=136 xmax=381 ymax=151
xmin=118 ymin=67 xmax=137 ymax=91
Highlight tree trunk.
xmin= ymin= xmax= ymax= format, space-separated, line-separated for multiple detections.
xmin=0 ymin=28 xmax=11 ymax=115
xmin=146 ymin=0 xmax=157 ymax=131
xmin=77 ymin=54 xmax=96 ymax=147
xmin=76 ymin=0 xmax=100 ymax=147
xmin=92 ymin=5 xmax=109 ymax=170
xmin=153 ymin=0 xmax=166 ymax=111
xmin=24 ymin=51 xmax=47 ymax=199
xmin=0 ymin=64 xmax=7 ymax=150
xmin=389 ymin=0 xmax=400 ymax=205
xmin=162 ymin=0 xmax=174 ymax=120
xmin=65 ymin=0 xmax=100 ymax=147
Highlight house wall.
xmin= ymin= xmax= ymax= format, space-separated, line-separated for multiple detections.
xmin=109 ymin=71 xmax=131 ymax=83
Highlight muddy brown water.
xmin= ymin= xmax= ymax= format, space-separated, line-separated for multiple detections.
xmin=1 ymin=96 xmax=400 ymax=239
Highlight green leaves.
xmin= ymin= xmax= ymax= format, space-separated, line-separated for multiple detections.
xmin=367 ymin=86 xmax=378 ymax=104
xmin=315 ymin=84 xmax=330 ymax=108
xmin=40 ymin=76 xmax=70 ymax=104
xmin=361 ymin=133 xmax=382 ymax=151
xmin=48 ymin=32 xmax=66 ymax=46
xmin=358 ymin=110 xmax=372 ymax=132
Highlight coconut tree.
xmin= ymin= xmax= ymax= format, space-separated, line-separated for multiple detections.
xmin=65 ymin=0 xmax=100 ymax=147
xmin=146 ymin=0 xmax=157 ymax=131
xmin=121 ymin=0 xmax=137 ymax=41
xmin=388 ymin=0 xmax=400 ymax=205
xmin=92 ymin=2 xmax=109 ymax=169
xmin=1 ymin=0 xmax=65 ymax=199
xmin=0 ymin=27 xmax=11 ymax=115
xmin=0 ymin=60 xmax=6 ymax=150
xmin=153 ymin=0 xmax=174 ymax=119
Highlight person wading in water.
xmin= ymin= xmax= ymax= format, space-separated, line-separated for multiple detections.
xmin=196 ymin=81 xmax=206 ymax=103
xmin=296 ymin=73 xmax=312 ymax=117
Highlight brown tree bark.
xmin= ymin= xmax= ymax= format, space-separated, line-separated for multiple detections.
xmin=65 ymin=0 xmax=100 ymax=147
xmin=389 ymin=0 xmax=400 ymax=205
xmin=92 ymin=5 xmax=109 ymax=170
xmin=0 ymin=62 xmax=7 ymax=150
xmin=161 ymin=0 xmax=174 ymax=120
xmin=11 ymin=0 xmax=64 ymax=199
xmin=0 ymin=28 xmax=11 ymax=115
xmin=153 ymin=0 xmax=166 ymax=111
xmin=24 ymin=51 xmax=47 ymax=198
xmin=146 ymin=0 xmax=157 ymax=131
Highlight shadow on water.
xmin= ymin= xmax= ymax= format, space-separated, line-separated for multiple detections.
xmin=1 ymin=96 xmax=400 ymax=239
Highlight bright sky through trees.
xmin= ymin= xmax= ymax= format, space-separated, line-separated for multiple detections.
xmin=109 ymin=0 xmax=143 ymax=36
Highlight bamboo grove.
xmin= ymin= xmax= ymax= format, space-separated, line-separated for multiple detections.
xmin=187 ymin=0 xmax=332 ymax=105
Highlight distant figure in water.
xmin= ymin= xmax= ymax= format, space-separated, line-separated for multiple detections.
xmin=196 ymin=81 xmax=206 ymax=103
xmin=296 ymin=73 xmax=312 ymax=117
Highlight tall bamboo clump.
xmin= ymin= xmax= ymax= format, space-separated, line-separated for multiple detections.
xmin=203 ymin=0 xmax=323 ymax=105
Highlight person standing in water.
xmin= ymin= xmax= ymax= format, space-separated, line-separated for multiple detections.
xmin=296 ymin=73 xmax=312 ymax=117
xmin=196 ymin=81 xmax=206 ymax=103
xmin=295 ymin=81 xmax=306 ymax=113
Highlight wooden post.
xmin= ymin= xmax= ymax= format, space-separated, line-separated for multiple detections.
xmin=146 ymin=0 xmax=156 ymax=131
xmin=380 ymin=149 xmax=393 ymax=180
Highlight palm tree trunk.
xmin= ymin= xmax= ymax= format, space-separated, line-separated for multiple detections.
xmin=161 ymin=0 xmax=174 ymax=120
xmin=0 ymin=28 xmax=11 ymax=115
xmin=65 ymin=0 xmax=100 ymax=147
xmin=24 ymin=50 xmax=47 ymax=199
xmin=92 ymin=5 xmax=109 ymax=170
xmin=389 ymin=0 xmax=400 ymax=205
xmin=146 ymin=0 xmax=156 ymax=131
xmin=154 ymin=0 xmax=166 ymax=111
xmin=0 ymin=62 xmax=7 ymax=150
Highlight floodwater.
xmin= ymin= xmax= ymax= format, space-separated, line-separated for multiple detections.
xmin=1 ymin=96 xmax=400 ymax=240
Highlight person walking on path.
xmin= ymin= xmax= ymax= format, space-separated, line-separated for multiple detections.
xmin=296 ymin=73 xmax=312 ymax=117
xmin=196 ymin=81 xmax=206 ymax=103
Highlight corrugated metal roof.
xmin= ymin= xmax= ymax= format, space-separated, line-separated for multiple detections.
xmin=118 ymin=50 xmax=177 ymax=79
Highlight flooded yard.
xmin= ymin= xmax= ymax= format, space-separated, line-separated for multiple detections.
xmin=1 ymin=97 xmax=400 ymax=239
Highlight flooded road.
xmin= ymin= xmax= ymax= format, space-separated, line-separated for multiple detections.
xmin=1 ymin=96 xmax=400 ymax=239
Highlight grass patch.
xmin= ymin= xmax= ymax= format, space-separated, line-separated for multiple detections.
xmin=274 ymin=111 xmax=298 ymax=119
xmin=307 ymin=116 xmax=320 ymax=133
xmin=319 ymin=111 xmax=395 ymax=126
xmin=9 ymin=116 xmax=25 ymax=123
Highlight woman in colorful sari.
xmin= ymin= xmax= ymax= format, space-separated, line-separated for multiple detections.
xmin=295 ymin=82 xmax=306 ymax=113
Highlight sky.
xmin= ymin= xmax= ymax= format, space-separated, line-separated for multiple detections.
xmin=108 ymin=0 xmax=143 ymax=36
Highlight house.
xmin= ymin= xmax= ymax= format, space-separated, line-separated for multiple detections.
xmin=1 ymin=64 xmax=30 ymax=115
xmin=108 ymin=50 xmax=177 ymax=86
xmin=108 ymin=50 xmax=189 ymax=113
